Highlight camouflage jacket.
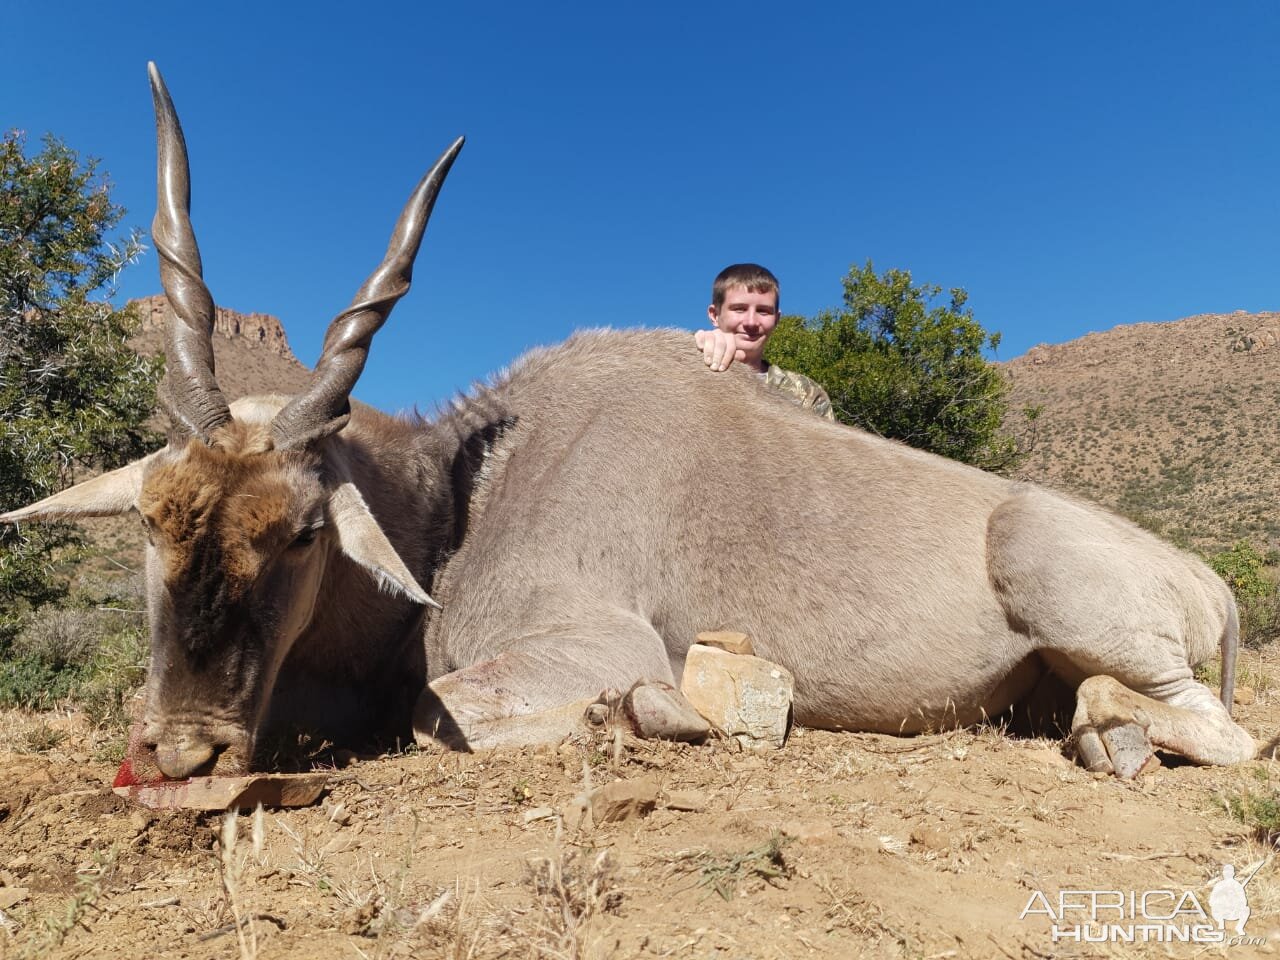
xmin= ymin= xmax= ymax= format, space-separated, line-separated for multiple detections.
xmin=763 ymin=364 xmax=835 ymax=422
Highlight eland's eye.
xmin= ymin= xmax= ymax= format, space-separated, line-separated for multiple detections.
xmin=290 ymin=526 xmax=321 ymax=549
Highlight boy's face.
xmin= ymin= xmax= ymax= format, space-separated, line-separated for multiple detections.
xmin=708 ymin=284 xmax=779 ymax=368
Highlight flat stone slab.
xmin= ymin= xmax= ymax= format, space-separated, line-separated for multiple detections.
xmin=112 ymin=773 xmax=328 ymax=811
xmin=694 ymin=631 xmax=755 ymax=656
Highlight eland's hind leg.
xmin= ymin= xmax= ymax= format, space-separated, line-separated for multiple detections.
xmin=988 ymin=490 xmax=1256 ymax=777
xmin=1070 ymin=674 xmax=1256 ymax=777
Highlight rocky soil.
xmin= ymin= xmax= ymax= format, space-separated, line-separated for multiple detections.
xmin=1 ymin=645 xmax=1279 ymax=959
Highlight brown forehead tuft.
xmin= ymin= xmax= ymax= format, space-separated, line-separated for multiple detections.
xmin=140 ymin=430 xmax=318 ymax=589
xmin=210 ymin=419 xmax=275 ymax=455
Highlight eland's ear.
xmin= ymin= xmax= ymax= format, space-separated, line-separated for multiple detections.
xmin=0 ymin=455 xmax=155 ymax=523
xmin=328 ymin=482 xmax=438 ymax=608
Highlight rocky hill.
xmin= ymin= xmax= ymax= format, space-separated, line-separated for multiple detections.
xmin=128 ymin=295 xmax=312 ymax=400
xmin=1004 ymin=310 xmax=1280 ymax=553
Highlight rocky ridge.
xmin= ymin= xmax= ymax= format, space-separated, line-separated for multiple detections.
xmin=127 ymin=294 xmax=312 ymax=400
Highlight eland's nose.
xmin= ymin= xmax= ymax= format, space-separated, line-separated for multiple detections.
xmin=152 ymin=736 xmax=217 ymax=779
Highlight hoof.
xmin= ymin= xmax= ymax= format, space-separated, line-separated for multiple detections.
xmin=623 ymin=681 xmax=710 ymax=742
xmin=1075 ymin=725 xmax=1113 ymax=775
xmin=1076 ymin=721 xmax=1160 ymax=779
xmin=1102 ymin=722 xmax=1161 ymax=779
xmin=584 ymin=688 xmax=623 ymax=728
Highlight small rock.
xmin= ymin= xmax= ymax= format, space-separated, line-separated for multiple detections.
xmin=320 ymin=836 xmax=355 ymax=857
xmin=326 ymin=802 xmax=353 ymax=827
xmin=128 ymin=810 xmax=153 ymax=836
xmin=695 ymin=631 xmax=755 ymax=656
xmin=522 ymin=806 xmax=557 ymax=824
xmin=835 ymin=828 xmax=882 ymax=853
xmin=780 ymin=820 xmax=835 ymax=844
xmin=588 ymin=778 xmax=660 ymax=824
xmin=680 ymin=645 xmax=794 ymax=749
xmin=664 ymin=790 xmax=707 ymax=812
xmin=1235 ymin=685 xmax=1257 ymax=706
xmin=341 ymin=898 xmax=380 ymax=935
xmin=909 ymin=826 xmax=951 ymax=852
xmin=0 ymin=888 xmax=28 ymax=910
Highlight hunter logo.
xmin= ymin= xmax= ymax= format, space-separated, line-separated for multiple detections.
xmin=1020 ymin=861 xmax=1267 ymax=946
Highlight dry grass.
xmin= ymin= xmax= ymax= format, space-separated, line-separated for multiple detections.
xmin=520 ymin=846 xmax=621 ymax=958
xmin=1195 ymin=650 xmax=1275 ymax=702
xmin=13 ymin=846 xmax=118 ymax=960
xmin=217 ymin=807 xmax=264 ymax=960
xmin=662 ymin=833 xmax=793 ymax=902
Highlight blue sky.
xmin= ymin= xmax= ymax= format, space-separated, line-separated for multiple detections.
xmin=7 ymin=2 xmax=1280 ymax=412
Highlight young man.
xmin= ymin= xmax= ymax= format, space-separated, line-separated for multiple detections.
xmin=695 ymin=263 xmax=835 ymax=421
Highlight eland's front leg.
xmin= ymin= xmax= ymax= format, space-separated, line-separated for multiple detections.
xmin=415 ymin=612 xmax=708 ymax=751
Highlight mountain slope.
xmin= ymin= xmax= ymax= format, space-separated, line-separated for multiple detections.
xmin=1004 ymin=310 xmax=1280 ymax=552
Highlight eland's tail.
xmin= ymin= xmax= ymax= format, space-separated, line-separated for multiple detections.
xmin=1220 ymin=597 xmax=1239 ymax=716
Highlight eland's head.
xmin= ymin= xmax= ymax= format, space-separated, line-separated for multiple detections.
xmin=0 ymin=64 xmax=461 ymax=777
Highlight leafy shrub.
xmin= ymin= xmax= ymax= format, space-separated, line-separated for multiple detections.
xmin=0 ymin=130 xmax=161 ymax=644
xmin=1207 ymin=541 xmax=1280 ymax=648
xmin=13 ymin=607 xmax=103 ymax=668
xmin=764 ymin=261 xmax=1031 ymax=471
xmin=0 ymin=653 xmax=80 ymax=710
xmin=0 ymin=601 xmax=147 ymax=723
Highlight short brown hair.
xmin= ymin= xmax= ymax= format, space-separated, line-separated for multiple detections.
xmin=711 ymin=263 xmax=780 ymax=312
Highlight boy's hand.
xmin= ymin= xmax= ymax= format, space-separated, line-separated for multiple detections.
xmin=695 ymin=329 xmax=747 ymax=372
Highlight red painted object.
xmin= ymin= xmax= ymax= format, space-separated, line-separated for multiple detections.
xmin=113 ymin=721 xmax=173 ymax=788
xmin=110 ymin=721 xmax=327 ymax=810
xmin=112 ymin=757 xmax=138 ymax=788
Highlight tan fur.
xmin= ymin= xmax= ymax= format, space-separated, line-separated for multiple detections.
xmin=139 ymin=436 xmax=297 ymax=592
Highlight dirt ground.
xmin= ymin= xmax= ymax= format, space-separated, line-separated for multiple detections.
xmin=2 ymin=649 xmax=1280 ymax=960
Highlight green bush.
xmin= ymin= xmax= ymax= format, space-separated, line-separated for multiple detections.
xmin=0 ymin=653 xmax=80 ymax=710
xmin=0 ymin=130 xmax=161 ymax=645
xmin=1207 ymin=541 xmax=1280 ymax=648
xmin=0 ymin=600 xmax=147 ymax=725
xmin=765 ymin=261 xmax=1033 ymax=471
